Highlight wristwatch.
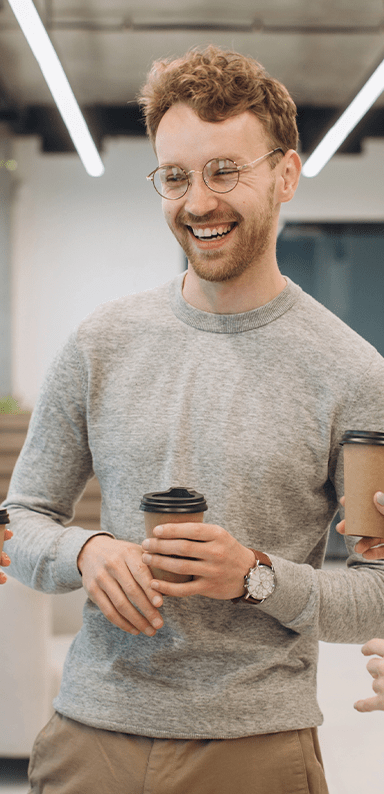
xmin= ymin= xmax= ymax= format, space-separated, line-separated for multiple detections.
xmin=232 ymin=549 xmax=275 ymax=605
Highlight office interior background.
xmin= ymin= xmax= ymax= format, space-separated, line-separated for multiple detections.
xmin=1 ymin=1 xmax=384 ymax=792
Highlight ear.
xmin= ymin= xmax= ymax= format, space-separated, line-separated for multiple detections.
xmin=276 ymin=150 xmax=301 ymax=204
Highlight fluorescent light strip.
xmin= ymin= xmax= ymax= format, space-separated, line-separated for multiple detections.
xmin=8 ymin=0 xmax=104 ymax=177
xmin=302 ymin=57 xmax=384 ymax=178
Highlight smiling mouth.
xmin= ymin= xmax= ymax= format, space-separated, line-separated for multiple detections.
xmin=188 ymin=222 xmax=237 ymax=241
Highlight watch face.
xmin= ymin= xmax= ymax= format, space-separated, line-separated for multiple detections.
xmin=247 ymin=564 xmax=275 ymax=600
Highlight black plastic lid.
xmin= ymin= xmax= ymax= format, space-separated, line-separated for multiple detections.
xmin=341 ymin=430 xmax=384 ymax=446
xmin=0 ymin=508 xmax=10 ymax=524
xmin=140 ymin=487 xmax=208 ymax=514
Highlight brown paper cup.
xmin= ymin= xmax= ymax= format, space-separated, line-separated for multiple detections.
xmin=342 ymin=434 xmax=384 ymax=537
xmin=144 ymin=511 xmax=204 ymax=582
xmin=140 ymin=487 xmax=208 ymax=583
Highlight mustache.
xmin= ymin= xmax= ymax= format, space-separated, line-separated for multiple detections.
xmin=177 ymin=210 xmax=242 ymax=226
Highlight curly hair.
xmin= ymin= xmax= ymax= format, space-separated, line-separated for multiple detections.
xmin=138 ymin=45 xmax=298 ymax=153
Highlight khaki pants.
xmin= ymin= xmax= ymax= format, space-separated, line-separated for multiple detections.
xmin=28 ymin=712 xmax=329 ymax=794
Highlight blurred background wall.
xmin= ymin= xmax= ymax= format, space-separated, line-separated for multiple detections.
xmin=8 ymin=134 xmax=181 ymax=408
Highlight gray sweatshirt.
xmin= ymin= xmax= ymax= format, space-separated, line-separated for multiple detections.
xmin=3 ymin=275 xmax=384 ymax=739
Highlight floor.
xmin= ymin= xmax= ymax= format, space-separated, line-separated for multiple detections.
xmin=1 ymin=562 xmax=384 ymax=793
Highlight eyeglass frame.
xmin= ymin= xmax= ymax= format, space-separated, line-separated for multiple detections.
xmin=146 ymin=148 xmax=284 ymax=199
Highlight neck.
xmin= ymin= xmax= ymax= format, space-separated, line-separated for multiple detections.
xmin=182 ymin=259 xmax=287 ymax=314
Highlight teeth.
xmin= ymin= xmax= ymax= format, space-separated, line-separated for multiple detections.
xmin=191 ymin=224 xmax=233 ymax=239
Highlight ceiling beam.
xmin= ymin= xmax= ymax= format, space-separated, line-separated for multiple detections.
xmin=0 ymin=103 xmax=383 ymax=155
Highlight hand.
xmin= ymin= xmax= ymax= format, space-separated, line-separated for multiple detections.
xmin=0 ymin=528 xmax=13 ymax=584
xmin=141 ymin=522 xmax=255 ymax=600
xmin=354 ymin=639 xmax=384 ymax=712
xmin=336 ymin=494 xmax=384 ymax=560
xmin=77 ymin=535 xmax=164 ymax=636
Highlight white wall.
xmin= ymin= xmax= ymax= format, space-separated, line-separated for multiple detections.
xmin=9 ymin=135 xmax=384 ymax=409
xmin=282 ymin=138 xmax=384 ymax=224
xmin=11 ymin=136 xmax=182 ymax=409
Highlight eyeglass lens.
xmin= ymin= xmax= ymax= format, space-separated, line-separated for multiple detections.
xmin=153 ymin=158 xmax=239 ymax=199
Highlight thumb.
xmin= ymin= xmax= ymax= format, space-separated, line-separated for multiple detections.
xmin=373 ymin=492 xmax=384 ymax=515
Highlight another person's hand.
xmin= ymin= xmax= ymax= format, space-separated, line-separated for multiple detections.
xmin=336 ymin=493 xmax=384 ymax=559
xmin=141 ymin=523 xmax=255 ymax=600
xmin=0 ymin=528 xmax=13 ymax=584
xmin=354 ymin=639 xmax=384 ymax=712
xmin=77 ymin=535 xmax=164 ymax=636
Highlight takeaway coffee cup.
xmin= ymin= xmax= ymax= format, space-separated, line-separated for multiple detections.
xmin=0 ymin=508 xmax=10 ymax=558
xmin=341 ymin=430 xmax=384 ymax=537
xmin=140 ymin=487 xmax=208 ymax=582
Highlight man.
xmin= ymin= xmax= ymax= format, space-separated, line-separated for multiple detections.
xmin=3 ymin=46 xmax=384 ymax=794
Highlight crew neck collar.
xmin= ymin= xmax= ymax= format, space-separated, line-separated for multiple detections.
xmin=169 ymin=273 xmax=301 ymax=333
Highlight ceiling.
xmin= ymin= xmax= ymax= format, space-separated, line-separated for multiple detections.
xmin=1 ymin=0 xmax=384 ymax=154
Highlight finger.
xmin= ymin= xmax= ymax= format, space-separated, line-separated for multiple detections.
xmin=100 ymin=544 xmax=163 ymax=610
xmin=354 ymin=537 xmax=377 ymax=553
xmin=0 ymin=570 xmax=7 ymax=584
xmin=354 ymin=536 xmax=384 ymax=554
xmin=373 ymin=492 xmax=384 ymax=514
xmin=361 ymin=639 xmax=384 ymax=657
xmin=339 ymin=496 xmax=345 ymax=507
xmin=0 ymin=553 xmax=11 ymax=568
xmin=90 ymin=577 xmax=161 ymax=636
xmin=153 ymin=523 xmax=215 ymax=541
xmin=336 ymin=519 xmax=345 ymax=534
xmin=4 ymin=528 xmax=13 ymax=541
xmin=361 ymin=545 xmax=384 ymax=561
xmin=142 ymin=536 xmax=207 ymax=559
xmin=88 ymin=587 xmax=141 ymax=635
xmin=142 ymin=551 xmax=203 ymax=577
xmin=370 ymin=677 xmax=384 ymax=696
xmin=151 ymin=577 xmax=202 ymax=598
xmin=366 ymin=662 xmax=384 ymax=682
xmin=85 ymin=555 xmax=164 ymax=633
xmin=110 ymin=568 xmax=164 ymax=631
xmin=124 ymin=558 xmax=163 ymax=608
xmin=354 ymin=696 xmax=384 ymax=712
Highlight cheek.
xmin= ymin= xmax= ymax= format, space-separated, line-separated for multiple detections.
xmin=162 ymin=201 xmax=178 ymax=229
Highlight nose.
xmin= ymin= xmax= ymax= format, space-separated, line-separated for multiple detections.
xmin=183 ymin=172 xmax=220 ymax=216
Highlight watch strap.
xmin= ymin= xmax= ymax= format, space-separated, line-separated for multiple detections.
xmin=231 ymin=548 xmax=273 ymax=604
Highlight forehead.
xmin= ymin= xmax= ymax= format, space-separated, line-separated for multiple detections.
xmin=155 ymin=103 xmax=269 ymax=166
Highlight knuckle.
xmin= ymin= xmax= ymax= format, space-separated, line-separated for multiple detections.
xmin=123 ymin=579 xmax=137 ymax=601
xmin=213 ymin=524 xmax=225 ymax=539
xmin=102 ymin=603 xmax=117 ymax=622
xmin=105 ymin=553 xmax=122 ymax=572
xmin=213 ymin=546 xmax=226 ymax=564
xmin=113 ymin=597 xmax=129 ymax=614
xmin=86 ymin=582 xmax=98 ymax=600
xmin=136 ymin=560 xmax=150 ymax=576
xmin=94 ymin=570 xmax=110 ymax=589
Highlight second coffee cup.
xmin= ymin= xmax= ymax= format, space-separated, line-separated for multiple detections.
xmin=0 ymin=508 xmax=10 ymax=558
xmin=341 ymin=430 xmax=384 ymax=538
xmin=140 ymin=487 xmax=208 ymax=582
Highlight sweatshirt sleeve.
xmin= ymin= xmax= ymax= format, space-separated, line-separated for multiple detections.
xmin=257 ymin=349 xmax=384 ymax=644
xmin=2 ymin=333 xmax=113 ymax=593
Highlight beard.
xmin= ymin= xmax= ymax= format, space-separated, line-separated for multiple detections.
xmin=168 ymin=182 xmax=276 ymax=284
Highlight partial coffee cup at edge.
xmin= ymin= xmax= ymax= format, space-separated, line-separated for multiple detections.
xmin=341 ymin=430 xmax=384 ymax=538
xmin=0 ymin=508 xmax=10 ymax=558
xmin=140 ymin=487 xmax=208 ymax=583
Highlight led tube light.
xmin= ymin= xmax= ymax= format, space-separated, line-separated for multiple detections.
xmin=302 ymin=57 xmax=384 ymax=177
xmin=8 ymin=0 xmax=104 ymax=177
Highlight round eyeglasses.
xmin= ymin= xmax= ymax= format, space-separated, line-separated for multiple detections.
xmin=146 ymin=148 xmax=283 ymax=200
